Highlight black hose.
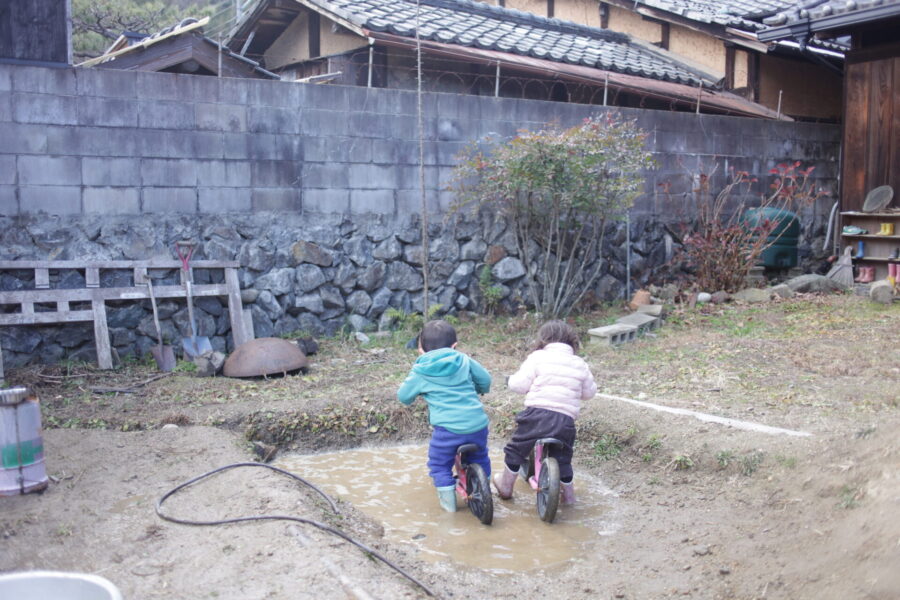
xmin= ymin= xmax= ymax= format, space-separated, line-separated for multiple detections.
xmin=155 ymin=462 xmax=435 ymax=597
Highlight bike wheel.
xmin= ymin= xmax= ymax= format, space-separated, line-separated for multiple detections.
xmin=465 ymin=463 xmax=494 ymax=525
xmin=536 ymin=456 xmax=560 ymax=523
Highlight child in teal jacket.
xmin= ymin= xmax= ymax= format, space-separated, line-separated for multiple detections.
xmin=398 ymin=320 xmax=492 ymax=512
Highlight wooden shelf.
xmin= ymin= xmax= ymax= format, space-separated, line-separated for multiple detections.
xmin=841 ymin=233 xmax=900 ymax=240
xmin=840 ymin=210 xmax=900 ymax=279
xmin=841 ymin=211 xmax=900 ymax=217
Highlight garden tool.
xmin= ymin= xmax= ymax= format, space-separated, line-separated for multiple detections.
xmin=176 ymin=240 xmax=213 ymax=358
xmin=146 ymin=278 xmax=176 ymax=372
xmin=826 ymin=246 xmax=855 ymax=286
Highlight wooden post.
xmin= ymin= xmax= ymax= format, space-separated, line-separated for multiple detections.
xmin=91 ymin=299 xmax=113 ymax=370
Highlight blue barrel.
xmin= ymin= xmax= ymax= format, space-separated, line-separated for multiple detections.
xmin=743 ymin=207 xmax=800 ymax=268
xmin=1 ymin=387 xmax=49 ymax=496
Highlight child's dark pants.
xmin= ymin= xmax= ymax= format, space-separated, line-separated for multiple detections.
xmin=503 ymin=407 xmax=576 ymax=482
xmin=428 ymin=425 xmax=491 ymax=488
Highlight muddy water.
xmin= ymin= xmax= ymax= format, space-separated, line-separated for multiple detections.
xmin=276 ymin=445 xmax=617 ymax=573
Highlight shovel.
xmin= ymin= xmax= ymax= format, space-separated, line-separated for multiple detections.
xmin=146 ymin=278 xmax=176 ymax=372
xmin=176 ymin=241 xmax=213 ymax=358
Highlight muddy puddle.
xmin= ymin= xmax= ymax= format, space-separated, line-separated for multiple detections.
xmin=276 ymin=444 xmax=618 ymax=574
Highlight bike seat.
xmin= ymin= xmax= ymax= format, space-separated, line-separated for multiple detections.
xmin=457 ymin=443 xmax=480 ymax=455
xmin=535 ymin=437 xmax=564 ymax=449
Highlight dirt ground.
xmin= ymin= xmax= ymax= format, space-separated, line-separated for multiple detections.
xmin=2 ymin=292 xmax=899 ymax=599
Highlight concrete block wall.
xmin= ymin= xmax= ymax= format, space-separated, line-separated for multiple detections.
xmin=0 ymin=63 xmax=841 ymax=219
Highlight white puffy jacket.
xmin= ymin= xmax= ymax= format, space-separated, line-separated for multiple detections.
xmin=507 ymin=342 xmax=597 ymax=419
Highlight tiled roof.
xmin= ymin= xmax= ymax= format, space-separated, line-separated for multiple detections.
xmin=311 ymin=0 xmax=713 ymax=86
xmin=762 ymin=0 xmax=900 ymax=26
xmin=617 ymin=0 xmax=797 ymax=30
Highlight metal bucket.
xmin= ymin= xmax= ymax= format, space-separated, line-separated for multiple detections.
xmin=0 ymin=571 xmax=123 ymax=600
xmin=0 ymin=387 xmax=49 ymax=496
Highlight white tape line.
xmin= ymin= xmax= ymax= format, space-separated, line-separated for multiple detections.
xmin=595 ymin=393 xmax=812 ymax=437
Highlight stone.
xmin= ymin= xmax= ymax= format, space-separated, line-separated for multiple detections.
xmin=273 ymin=314 xmax=301 ymax=337
xmin=358 ymin=261 xmax=386 ymax=291
xmin=429 ymin=235 xmax=459 ymax=262
xmin=448 ymin=261 xmax=475 ymax=290
xmin=785 ymin=274 xmax=847 ymax=294
xmin=291 ymin=240 xmax=333 ymax=267
xmin=733 ymin=288 xmax=772 ymax=303
xmin=319 ymin=285 xmax=345 ymax=310
xmin=237 ymin=243 xmax=275 ymax=272
xmin=354 ymin=331 xmax=370 ymax=344
xmin=484 ymin=245 xmax=507 ymax=265
xmin=403 ymin=244 xmax=424 ymax=266
xmin=295 ymin=264 xmax=326 ymax=292
xmin=492 ymin=257 xmax=526 ymax=282
xmin=770 ymin=284 xmax=794 ymax=299
xmin=460 ymin=239 xmax=487 ymax=261
xmin=255 ymin=290 xmax=284 ymax=320
xmin=347 ymin=314 xmax=372 ymax=332
xmin=293 ymin=293 xmax=324 ymax=314
xmin=332 ymin=260 xmax=357 ymax=293
xmin=106 ymin=304 xmax=145 ymax=329
xmin=344 ymin=237 xmax=374 ymax=266
xmin=710 ymin=291 xmax=729 ymax=304
xmin=628 ymin=289 xmax=651 ymax=310
xmin=296 ymin=312 xmax=325 ymax=336
xmin=386 ymin=262 xmax=423 ymax=291
xmin=241 ymin=288 xmax=260 ymax=304
xmin=192 ymin=350 xmax=226 ymax=377
xmin=696 ymin=292 xmax=712 ymax=303
xmin=346 ymin=290 xmax=373 ymax=315
xmin=253 ymin=267 xmax=295 ymax=295
xmin=869 ymin=280 xmax=894 ymax=305
xmin=368 ymin=287 xmax=392 ymax=318
xmin=248 ymin=304 xmax=275 ymax=339
xmin=373 ymin=236 xmax=403 ymax=261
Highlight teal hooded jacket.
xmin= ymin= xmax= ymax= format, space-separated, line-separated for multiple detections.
xmin=397 ymin=347 xmax=491 ymax=434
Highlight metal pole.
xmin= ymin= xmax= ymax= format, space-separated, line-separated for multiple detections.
xmin=625 ymin=212 xmax=631 ymax=300
xmin=776 ymin=89 xmax=783 ymax=119
xmin=217 ymin=36 xmax=222 ymax=77
xmin=603 ymin=72 xmax=608 ymax=106
xmin=415 ymin=1 xmax=429 ymax=317
xmin=695 ymin=81 xmax=702 ymax=114
xmin=495 ymin=61 xmax=500 ymax=97
xmin=367 ymin=40 xmax=374 ymax=88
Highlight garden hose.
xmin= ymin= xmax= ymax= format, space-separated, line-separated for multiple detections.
xmin=155 ymin=462 xmax=435 ymax=597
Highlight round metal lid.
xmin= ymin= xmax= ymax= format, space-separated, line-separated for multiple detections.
xmin=862 ymin=185 xmax=893 ymax=212
xmin=223 ymin=337 xmax=309 ymax=378
xmin=0 ymin=386 xmax=32 ymax=405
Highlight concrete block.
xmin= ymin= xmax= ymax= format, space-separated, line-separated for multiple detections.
xmin=199 ymin=188 xmax=253 ymax=213
xmin=141 ymin=159 xmax=197 ymax=187
xmin=135 ymin=129 xmax=169 ymax=158
xmin=137 ymin=100 xmax=195 ymax=129
xmin=0 ymin=65 xmax=10 ymax=91
xmin=135 ymin=71 xmax=193 ymax=101
xmin=142 ymin=188 xmax=197 ymax=213
xmin=19 ymin=185 xmax=82 ymax=214
xmin=588 ymin=323 xmax=638 ymax=346
xmin=0 ymin=185 xmax=17 ymax=215
xmin=247 ymin=79 xmax=297 ymax=108
xmin=223 ymin=133 xmax=249 ymax=159
xmin=348 ymin=164 xmax=396 ymax=189
xmin=617 ymin=312 xmax=659 ymax=334
xmin=165 ymin=130 xmax=224 ymax=159
xmin=82 ymin=157 xmax=140 ymax=186
xmin=82 ymin=187 xmax=141 ymax=214
xmin=0 ymin=155 xmax=15 ymax=184
xmin=196 ymin=103 xmax=246 ymax=132
xmin=300 ymin=109 xmax=348 ymax=136
xmin=347 ymin=138 xmax=373 ymax=163
xmin=252 ymin=160 xmax=301 ymax=187
xmin=13 ymin=92 xmax=78 ymax=125
xmin=19 ymin=155 xmax=81 ymax=185
xmin=350 ymin=189 xmax=395 ymax=215
xmin=302 ymin=137 xmax=348 ymax=163
xmin=76 ymin=68 xmax=136 ymax=99
xmin=12 ymin=66 xmax=76 ymax=94
xmin=247 ymin=133 xmax=300 ymax=161
xmin=371 ymin=139 xmax=401 ymax=164
xmin=217 ymin=77 xmax=250 ymax=105
xmin=396 ymin=190 xmax=439 ymax=215
xmin=636 ymin=304 xmax=666 ymax=318
xmin=198 ymin=160 xmax=251 ymax=187
xmin=252 ymin=188 xmax=301 ymax=211
xmin=307 ymin=84 xmax=349 ymax=112
xmin=77 ymin=96 xmax=138 ymax=127
xmin=303 ymin=163 xmax=348 ymax=189
xmin=191 ymin=75 xmax=221 ymax=103
xmin=302 ymin=189 xmax=349 ymax=213
xmin=74 ymin=127 xmax=138 ymax=157
xmin=248 ymin=106 xmax=301 ymax=134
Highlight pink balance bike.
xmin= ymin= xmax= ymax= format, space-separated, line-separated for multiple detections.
xmin=523 ymin=438 xmax=564 ymax=523
xmin=454 ymin=443 xmax=493 ymax=525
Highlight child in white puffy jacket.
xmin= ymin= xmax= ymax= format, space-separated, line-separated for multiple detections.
xmin=493 ymin=320 xmax=596 ymax=504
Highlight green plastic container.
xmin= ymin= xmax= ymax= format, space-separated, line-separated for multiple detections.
xmin=743 ymin=207 xmax=800 ymax=268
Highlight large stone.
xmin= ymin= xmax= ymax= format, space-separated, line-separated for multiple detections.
xmin=347 ymin=314 xmax=372 ymax=332
xmin=273 ymin=314 xmax=301 ymax=337
xmin=430 ymin=235 xmax=460 ymax=262
xmin=448 ymin=260 xmax=475 ymax=289
xmin=358 ymin=261 xmax=386 ymax=291
xmin=319 ymin=285 xmax=345 ymax=310
xmin=237 ymin=243 xmax=275 ymax=272
xmin=869 ymin=280 xmax=894 ymax=305
xmin=291 ymin=240 xmax=333 ymax=267
xmin=296 ymin=312 xmax=325 ymax=336
xmin=492 ymin=257 xmax=526 ymax=282
xmin=346 ymin=290 xmax=373 ymax=315
xmin=368 ymin=287 xmax=392 ymax=317
xmin=785 ymin=274 xmax=847 ymax=294
xmin=295 ymin=263 xmax=326 ymax=292
xmin=460 ymin=239 xmax=487 ymax=261
xmin=386 ymin=262 xmax=423 ymax=291
xmin=484 ymin=245 xmax=507 ymax=265
xmin=403 ymin=245 xmax=424 ymax=266
xmin=344 ymin=237 xmax=374 ymax=267
xmin=248 ymin=304 xmax=275 ymax=339
xmin=373 ymin=236 xmax=403 ymax=261
xmin=253 ymin=267 xmax=295 ymax=295
xmin=106 ymin=303 xmax=145 ymax=329
xmin=733 ymin=288 xmax=772 ymax=303
xmin=293 ymin=293 xmax=325 ymax=314
xmin=194 ymin=296 xmax=224 ymax=316
xmin=255 ymin=290 xmax=284 ymax=320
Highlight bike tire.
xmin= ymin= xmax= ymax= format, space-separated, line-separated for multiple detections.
xmin=536 ymin=456 xmax=560 ymax=523
xmin=465 ymin=463 xmax=494 ymax=525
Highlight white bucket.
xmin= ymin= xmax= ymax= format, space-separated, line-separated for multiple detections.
xmin=0 ymin=571 xmax=123 ymax=600
xmin=0 ymin=387 xmax=49 ymax=496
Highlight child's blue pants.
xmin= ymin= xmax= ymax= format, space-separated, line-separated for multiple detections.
xmin=428 ymin=425 xmax=491 ymax=488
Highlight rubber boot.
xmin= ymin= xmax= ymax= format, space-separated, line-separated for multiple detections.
xmin=560 ymin=481 xmax=576 ymax=505
xmin=436 ymin=485 xmax=457 ymax=512
xmin=492 ymin=466 xmax=518 ymax=500
xmin=857 ymin=240 xmax=865 ymax=258
xmin=860 ymin=266 xmax=875 ymax=283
